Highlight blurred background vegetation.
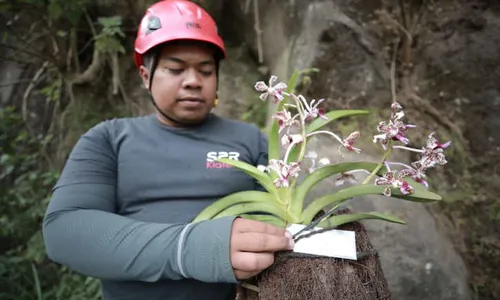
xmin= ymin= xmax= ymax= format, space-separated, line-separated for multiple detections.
xmin=1 ymin=0 xmax=140 ymax=298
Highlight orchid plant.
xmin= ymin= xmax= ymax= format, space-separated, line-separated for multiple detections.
xmin=193 ymin=72 xmax=448 ymax=231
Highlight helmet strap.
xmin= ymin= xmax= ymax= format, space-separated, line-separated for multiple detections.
xmin=147 ymin=52 xmax=187 ymax=126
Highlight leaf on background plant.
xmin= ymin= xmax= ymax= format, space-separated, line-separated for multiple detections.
xmin=286 ymin=70 xmax=300 ymax=94
xmin=97 ymin=16 xmax=122 ymax=28
xmin=216 ymin=158 xmax=280 ymax=197
xmin=306 ymin=109 xmax=370 ymax=135
xmin=31 ymin=263 xmax=42 ymax=300
xmin=192 ymin=190 xmax=277 ymax=222
xmin=301 ymin=184 xmax=441 ymax=224
xmin=47 ymin=1 xmax=62 ymax=20
xmin=317 ymin=212 xmax=406 ymax=228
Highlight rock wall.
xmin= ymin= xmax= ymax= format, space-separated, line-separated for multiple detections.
xmin=207 ymin=0 xmax=500 ymax=299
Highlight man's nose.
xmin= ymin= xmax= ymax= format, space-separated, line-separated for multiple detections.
xmin=182 ymin=69 xmax=202 ymax=89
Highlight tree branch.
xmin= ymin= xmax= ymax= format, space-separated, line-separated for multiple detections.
xmin=71 ymin=47 xmax=102 ymax=85
xmin=253 ymin=0 xmax=264 ymax=63
xmin=110 ymin=53 xmax=120 ymax=95
xmin=71 ymin=11 xmax=102 ymax=85
xmin=0 ymin=42 xmax=55 ymax=64
xmin=22 ymin=61 xmax=49 ymax=121
xmin=398 ymin=0 xmax=413 ymax=94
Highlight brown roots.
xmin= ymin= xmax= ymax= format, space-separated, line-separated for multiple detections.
xmin=237 ymin=209 xmax=393 ymax=300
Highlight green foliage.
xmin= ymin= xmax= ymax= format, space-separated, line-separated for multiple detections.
xmin=0 ymin=107 xmax=101 ymax=300
xmin=0 ymin=107 xmax=57 ymax=241
xmin=46 ymin=0 xmax=90 ymax=25
xmin=95 ymin=16 xmax=126 ymax=54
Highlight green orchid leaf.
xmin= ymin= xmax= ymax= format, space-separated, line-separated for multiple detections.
xmin=213 ymin=202 xmax=288 ymax=222
xmin=390 ymin=176 xmax=443 ymax=202
xmin=193 ymin=190 xmax=276 ymax=222
xmin=286 ymin=70 xmax=300 ymax=94
xmin=216 ymin=158 xmax=280 ymax=198
xmin=302 ymin=184 xmax=442 ymax=224
xmin=240 ymin=214 xmax=287 ymax=227
xmin=317 ymin=212 xmax=406 ymax=228
xmin=306 ymin=109 xmax=370 ymax=135
xmin=285 ymin=145 xmax=301 ymax=165
xmin=290 ymin=162 xmax=388 ymax=216
xmin=268 ymin=113 xmax=283 ymax=162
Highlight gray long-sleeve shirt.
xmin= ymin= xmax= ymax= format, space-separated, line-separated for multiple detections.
xmin=42 ymin=113 xmax=268 ymax=300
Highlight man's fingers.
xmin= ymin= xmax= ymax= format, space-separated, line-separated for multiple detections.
xmin=233 ymin=231 xmax=293 ymax=252
xmin=234 ymin=269 xmax=261 ymax=280
xmin=231 ymin=251 xmax=275 ymax=274
xmin=233 ymin=218 xmax=286 ymax=236
xmin=229 ymin=219 xmax=296 ymax=281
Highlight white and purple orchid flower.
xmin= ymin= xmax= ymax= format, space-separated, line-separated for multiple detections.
xmin=254 ymin=75 xmax=288 ymax=103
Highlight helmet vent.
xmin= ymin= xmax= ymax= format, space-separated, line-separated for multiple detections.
xmin=146 ymin=16 xmax=162 ymax=35
xmin=174 ymin=2 xmax=202 ymax=19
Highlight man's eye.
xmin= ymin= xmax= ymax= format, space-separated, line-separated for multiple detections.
xmin=168 ymin=68 xmax=183 ymax=74
xmin=200 ymin=70 xmax=213 ymax=76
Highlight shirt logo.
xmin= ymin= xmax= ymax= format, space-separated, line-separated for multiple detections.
xmin=206 ymin=151 xmax=240 ymax=169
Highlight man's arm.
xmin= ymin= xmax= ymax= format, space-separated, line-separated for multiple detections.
xmin=42 ymin=121 xmax=238 ymax=283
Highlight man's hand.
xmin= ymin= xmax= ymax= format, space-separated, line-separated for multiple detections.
xmin=230 ymin=218 xmax=294 ymax=280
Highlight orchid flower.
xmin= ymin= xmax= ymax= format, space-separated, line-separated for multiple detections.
xmin=297 ymin=96 xmax=328 ymax=122
xmin=418 ymin=132 xmax=451 ymax=168
xmin=281 ymin=134 xmax=303 ymax=149
xmin=267 ymin=159 xmax=301 ymax=188
xmin=373 ymin=102 xmax=416 ymax=146
xmin=382 ymin=132 xmax=450 ymax=190
xmin=392 ymin=132 xmax=451 ymax=170
xmin=405 ymin=162 xmax=429 ymax=188
xmin=342 ymin=131 xmax=361 ymax=153
xmin=273 ymin=109 xmax=299 ymax=133
xmin=384 ymin=161 xmax=429 ymax=188
xmin=374 ymin=170 xmax=414 ymax=196
xmin=254 ymin=75 xmax=288 ymax=103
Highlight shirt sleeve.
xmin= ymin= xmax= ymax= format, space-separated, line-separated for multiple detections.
xmin=42 ymin=121 xmax=238 ymax=283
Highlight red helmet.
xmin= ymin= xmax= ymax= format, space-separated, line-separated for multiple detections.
xmin=134 ymin=0 xmax=226 ymax=69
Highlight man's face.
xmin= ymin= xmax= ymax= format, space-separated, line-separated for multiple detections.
xmin=140 ymin=43 xmax=218 ymax=127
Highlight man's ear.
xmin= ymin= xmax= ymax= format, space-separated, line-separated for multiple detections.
xmin=138 ymin=66 xmax=150 ymax=90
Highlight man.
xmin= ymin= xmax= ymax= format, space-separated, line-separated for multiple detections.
xmin=42 ymin=1 xmax=294 ymax=300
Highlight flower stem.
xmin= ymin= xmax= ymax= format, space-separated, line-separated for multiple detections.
xmin=362 ymin=143 xmax=393 ymax=184
xmin=386 ymin=161 xmax=414 ymax=170
xmin=292 ymin=94 xmax=307 ymax=158
xmin=283 ymin=139 xmax=300 ymax=163
xmin=307 ymin=130 xmax=343 ymax=144
xmin=392 ymin=145 xmax=424 ymax=153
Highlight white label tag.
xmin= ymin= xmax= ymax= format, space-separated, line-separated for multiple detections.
xmin=287 ymin=224 xmax=357 ymax=260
